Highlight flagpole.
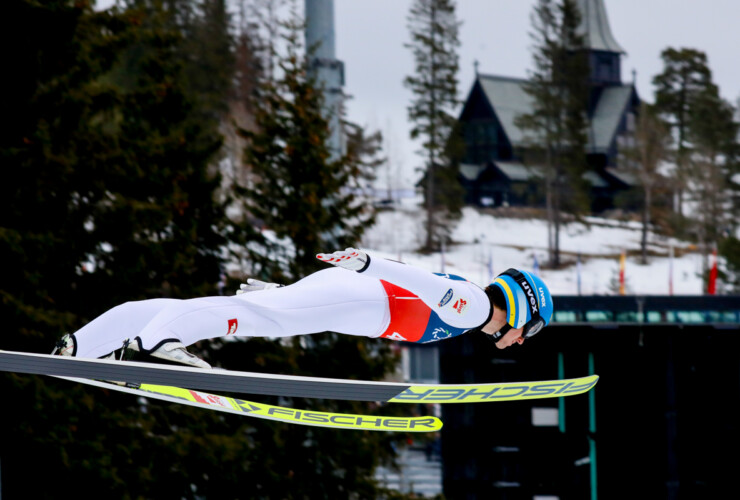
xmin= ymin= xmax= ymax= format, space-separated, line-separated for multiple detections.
xmin=668 ymin=244 xmax=674 ymax=296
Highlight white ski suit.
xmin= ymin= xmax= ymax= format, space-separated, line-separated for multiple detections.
xmin=72 ymin=254 xmax=493 ymax=359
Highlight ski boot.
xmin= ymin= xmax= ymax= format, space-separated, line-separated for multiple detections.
xmin=123 ymin=338 xmax=211 ymax=369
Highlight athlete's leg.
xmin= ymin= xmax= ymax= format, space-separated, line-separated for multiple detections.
xmin=135 ymin=268 xmax=390 ymax=350
xmin=71 ymin=298 xmax=180 ymax=358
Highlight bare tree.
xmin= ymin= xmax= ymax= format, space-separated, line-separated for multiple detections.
xmin=619 ymin=104 xmax=671 ymax=264
xmin=516 ymin=0 xmax=589 ymax=267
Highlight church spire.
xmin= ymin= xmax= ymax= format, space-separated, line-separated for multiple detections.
xmin=576 ymin=0 xmax=625 ymax=54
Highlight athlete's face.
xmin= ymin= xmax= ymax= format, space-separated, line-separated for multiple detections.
xmin=481 ymin=306 xmax=525 ymax=349
xmin=494 ymin=327 xmax=526 ymax=349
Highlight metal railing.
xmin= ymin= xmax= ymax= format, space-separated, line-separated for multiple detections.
xmin=551 ymin=295 xmax=740 ymax=325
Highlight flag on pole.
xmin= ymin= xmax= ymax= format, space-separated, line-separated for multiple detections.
xmin=668 ymin=244 xmax=674 ymax=296
xmin=619 ymin=250 xmax=626 ymax=295
xmin=576 ymin=253 xmax=582 ymax=295
xmin=708 ymin=247 xmax=718 ymax=295
xmin=533 ymin=253 xmax=540 ymax=276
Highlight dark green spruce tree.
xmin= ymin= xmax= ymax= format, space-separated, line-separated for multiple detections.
xmin=685 ymin=82 xmax=739 ymax=285
xmin=231 ymin=6 xmax=418 ymax=498
xmin=653 ymin=48 xmax=713 ymax=151
xmin=1 ymin=3 xmax=141 ymax=494
xmin=652 ymin=48 xmax=714 ymax=223
xmin=405 ymin=0 xmax=463 ymax=251
xmin=180 ymin=0 xmax=235 ymax=120
xmin=653 ymin=47 xmax=740 ymax=285
xmin=0 ymin=0 xmax=238 ymax=496
xmin=719 ymin=236 xmax=740 ymax=293
xmin=98 ymin=0 xmax=228 ymax=302
xmin=516 ymin=0 xmax=589 ymax=267
xmin=239 ymin=10 xmax=375 ymax=281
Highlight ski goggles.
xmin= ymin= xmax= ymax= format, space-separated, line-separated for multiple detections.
xmin=490 ymin=316 xmax=545 ymax=343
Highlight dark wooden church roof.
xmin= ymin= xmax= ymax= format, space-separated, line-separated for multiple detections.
xmin=471 ymin=74 xmax=637 ymax=154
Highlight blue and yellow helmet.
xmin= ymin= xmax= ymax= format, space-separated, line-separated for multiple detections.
xmin=491 ymin=268 xmax=553 ymax=339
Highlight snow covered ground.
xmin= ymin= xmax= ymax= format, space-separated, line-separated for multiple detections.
xmin=361 ymin=198 xmax=707 ymax=296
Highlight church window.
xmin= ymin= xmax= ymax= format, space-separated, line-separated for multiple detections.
xmin=597 ymin=55 xmax=613 ymax=82
xmin=464 ymin=119 xmax=498 ymax=163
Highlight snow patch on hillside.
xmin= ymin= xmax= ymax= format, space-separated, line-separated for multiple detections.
xmin=361 ymin=203 xmax=705 ymax=295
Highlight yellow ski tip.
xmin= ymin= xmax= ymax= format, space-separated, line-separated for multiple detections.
xmin=389 ymin=374 xmax=599 ymax=404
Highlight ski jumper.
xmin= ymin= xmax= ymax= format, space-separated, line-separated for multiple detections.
xmin=71 ymin=256 xmax=493 ymax=359
xmin=360 ymin=256 xmax=492 ymax=343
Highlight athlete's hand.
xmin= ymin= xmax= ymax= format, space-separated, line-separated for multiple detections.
xmin=236 ymin=278 xmax=283 ymax=295
xmin=316 ymin=247 xmax=369 ymax=272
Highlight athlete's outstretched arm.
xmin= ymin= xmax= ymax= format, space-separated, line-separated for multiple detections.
xmin=317 ymin=248 xmax=490 ymax=329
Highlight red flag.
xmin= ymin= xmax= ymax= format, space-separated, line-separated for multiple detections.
xmin=708 ymin=248 xmax=718 ymax=295
xmin=619 ymin=250 xmax=626 ymax=295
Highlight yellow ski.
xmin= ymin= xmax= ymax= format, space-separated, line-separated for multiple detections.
xmin=55 ymin=376 xmax=442 ymax=432
xmin=389 ymin=374 xmax=599 ymax=403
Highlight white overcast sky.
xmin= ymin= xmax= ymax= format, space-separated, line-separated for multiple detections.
xmin=96 ymin=0 xmax=740 ymax=187
xmin=334 ymin=0 xmax=740 ymax=187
